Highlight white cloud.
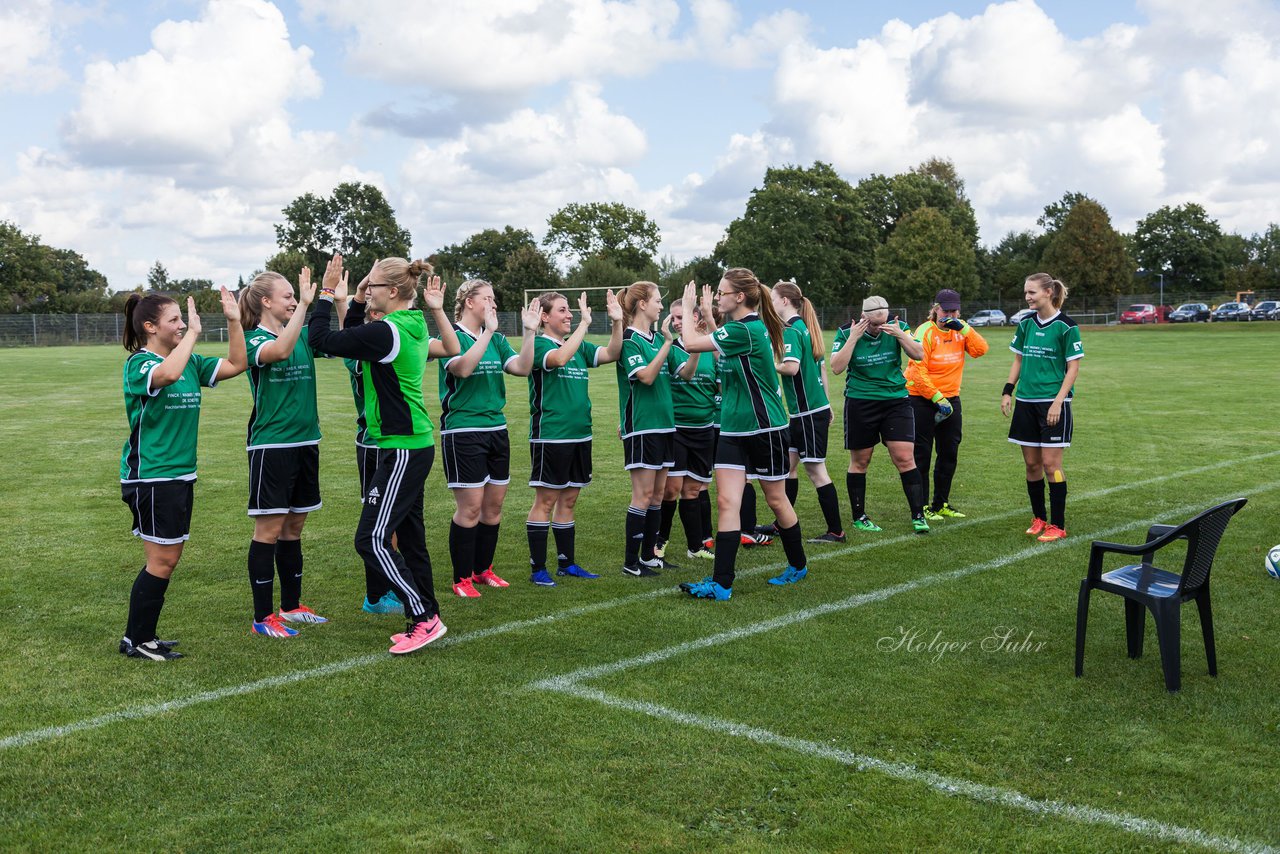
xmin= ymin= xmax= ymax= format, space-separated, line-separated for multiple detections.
xmin=0 ymin=0 xmax=65 ymax=91
xmin=65 ymin=0 xmax=323 ymax=173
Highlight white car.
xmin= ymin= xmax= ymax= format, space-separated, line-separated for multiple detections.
xmin=1009 ymin=308 xmax=1036 ymax=324
xmin=967 ymin=309 xmax=1007 ymax=327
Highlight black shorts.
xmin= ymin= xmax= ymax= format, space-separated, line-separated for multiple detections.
xmin=356 ymin=444 xmax=382 ymax=502
xmin=672 ymin=426 xmax=716 ymax=483
xmin=844 ymin=397 xmax=915 ymax=450
xmin=122 ymin=480 xmax=195 ymax=545
xmin=716 ymin=429 xmax=790 ymax=481
xmin=788 ymin=409 xmax=832 ymax=462
xmin=441 ymin=429 xmax=512 ymax=488
xmin=529 ymin=440 xmax=592 ymax=489
xmin=623 ymin=431 xmax=675 ymax=471
xmin=247 ymin=444 xmax=322 ymax=516
xmin=1009 ymin=399 xmax=1074 ymax=448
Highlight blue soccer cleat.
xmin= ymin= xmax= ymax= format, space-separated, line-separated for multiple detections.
xmin=679 ymin=579 xmax=732 ymax=600
xmin=767 ymin=566 xmax=808 ymax=586
xmin=530 ymin=569 xmax=557 ymax=587
xmin=556 ymin=564 xmax=600 ymax=579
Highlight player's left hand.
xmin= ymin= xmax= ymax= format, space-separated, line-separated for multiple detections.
xmin=422 ymin=275 xmax=445 ymax=310
xmin=934 ymin=398 xmax=954 ymax=424
xmin=660 ymin=314 xmax=674 ymax=342
xmin=605 ymin=289 xmax=623 ymax=322
xmin=1046 ymin=401 xmax=1061 ymax=425
xmin=219 ymin=286 xmax=240 ymax=324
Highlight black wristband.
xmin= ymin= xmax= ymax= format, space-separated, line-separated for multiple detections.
xmin=1003 ymin=382 xmax=1016 ymax=397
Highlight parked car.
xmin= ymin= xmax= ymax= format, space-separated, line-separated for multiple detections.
xmin=1211 ymin=302 xmax=1252 ymax=321
xmin=968 ymin=309 xmax=1007 ymax=327
xmin=1250 ymin=300 xmax=1278 ymax=320
xmin=1009 ymin=308 xmax=1036 ymax=324
xmin=1169 ymin=303 xmax=1210 ymax=322
xmin=1271 ymin=305 xmax=1280 ymax=320
xmin=1120 ymin=304 xmax=1160 ymax=324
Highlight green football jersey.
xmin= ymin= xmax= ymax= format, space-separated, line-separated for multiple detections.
xmin=244 ymin=327 xmax=321 ymax=449
xmin=616 ymin=327 xmax=675 ymax=437
xmin=711 ymin=313 xmax=788 ymax=436
xmin=439 ymin=324 xmax=519 ymax=433
xmin=344 ymin=358 xmax=373 ymax=447
xmin=1010 ymin=311 xmax=1083 ymax=400
xmin=364 ymin=310 xmax=434 ymax=450
xmin=781 ymin=316 xmax=830 ymax=416
xmin=832 ymin=319 xmax=912 ymax=400
xmin=120 ymin=350 xmax=222 ymax=482
xmin=529 ymin=335 xmax=602 ymax=441
xmin=669 ymin=339 xmax=718 ymax=429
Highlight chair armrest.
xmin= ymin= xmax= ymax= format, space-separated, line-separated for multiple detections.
xmin=1144 ymin=525 xmax=1188 ymax=566
xmin=1088 ymin=525 xmax=1190 ymax=580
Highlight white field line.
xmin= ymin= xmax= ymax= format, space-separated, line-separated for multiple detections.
xmin=551 ymin=683 xmax=1276 ymax=854
xmin=1 ymin=457 xmax=1272 ymax=752
xmin=532 ymin=484 xmax=1275 ymax=691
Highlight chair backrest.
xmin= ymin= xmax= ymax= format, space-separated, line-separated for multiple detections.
xmin=1176 ymin=498 xmax=1248 ymax=594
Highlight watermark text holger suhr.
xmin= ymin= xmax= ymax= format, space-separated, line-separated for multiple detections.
xmin=877 ymin=626 xmax=1048 ymax=663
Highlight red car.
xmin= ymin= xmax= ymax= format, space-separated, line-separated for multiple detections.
xmin=1120 ymin=303 xmax=1160 ymax=324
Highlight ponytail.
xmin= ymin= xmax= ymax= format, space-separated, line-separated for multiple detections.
xmin=620 ymin=281 xmax=658 ymax=325
xmin=1026 ymin=272 xmax=1068 ymax=309
xmin=238 ymin=271 xmax=287 ymax=331
xmin=773 ymin=280 xmax=824 ymax=361
xmin=123 ymin=292 xmax=176 ymax=353
xmin=723 ymin=267 xmax=783 ymax=362
xmin=377 ymin=257 xmax=434 ymax=303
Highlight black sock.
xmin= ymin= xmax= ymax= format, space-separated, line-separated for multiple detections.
xmin=678 ymin=498 xmax=703 ymax=553
xmin=739 ymin=484 xmax=758 ymax=531
xmin=698 ymin=490 xmax=712 ymax=542
xmin=126 ymin=567 xmax=168 ymax=645
xmin=449 ymin=521 xmax=478 ymax=583
xmin=552 ymin=521 xmax=576 ymax=570
xmin=526 ymin=521 xmax=550 ymax=573
xmin=275 ymin=538 xmax=303 ymax=612
xmin=1048 ymin=480 xmax=1067 ymax=529
xmin=659 ymin=498 xmax=677 ymax=542
xmin=713 ymin=531 xmax=740 ymax=589
xmin=847 ymin=472 xmax=866 ymax=519
xmin=815 ymin=483 xmax=843 ymax=534
xmin=625 ymin=506 xmax=646 ymax=565
xmin=248 ymin=539 xmax=276 ymax=622
xmin=778 ymin=522 xmax=807 ymax=570
xmin=785 ymin=478 xmax=799 ymax=507
xmin=475 ymin=522 xmax=500 ymax=575
xmin=1027 ymin=479 xmax=1047 ymax=521
xmin=900 ymin=469 xmax=925 ymax=517
xmin=641 ymin=504 xmax=662 ymax=561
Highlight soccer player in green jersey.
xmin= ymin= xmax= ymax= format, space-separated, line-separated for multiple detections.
xmin=309 ymin=255 xmax=460 ymax=655
xmin=238 ymin=269 xmax=329 ymax=638
xmin=676 ymin=270 xmax=812 ymax=600
xmin=119 ymin=289 xmax=247 ymax=660
xmin=616 ymin=281 xmax=680 ymax=577
xmin=658 ymin=299 xmax=718 ymax=561
xmin=769 ymin=281 xmax=845 ymax=543
xmin=440 ymin=280 xmax=541 ymax=598
xmin=831 ymin=295 xmax=929 ymax=534
xmin=525 ymin=290 xmax=624 ymax=587
xmin=1001 ymin=273 xmax=1083 ymax=542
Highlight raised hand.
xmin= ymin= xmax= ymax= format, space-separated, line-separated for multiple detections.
xmin=185 ymin=296 xmax=203 ymax=339
xmin=322 ymin=253 xmax=343 ymax=294
xmin=484 ymin=302 xmax=499 ymax=332
xmin=522 ymin=298 xmax=542 ymax=332
xmin=699 ymin=283 xmax=715 ymax=318
xmin=423 ymin=275 xmax=445 ymax=310
xmin=605 ymin=289 xmax=623 ymax=322
xmin=852 ymin=317 xmax=869 ymax=339
xmin=354 ymin=273 xmax=370 ymax=303
xmin=681 ymin=280 xmax=697 ymax=310
xmin=334 ymin=269 xmax=350 ymax=304
xmin=661 ymin=314 xmax=674 ymax=342
xmin=219 ymin=285 xmax=241 ymax=324
xmin=298 ymin=267 xmax=316 ymax=305
xmin=941 ymin=317 xmax=965 ymax=332
xmin=577 ymin=291 xmax=593 ymax=326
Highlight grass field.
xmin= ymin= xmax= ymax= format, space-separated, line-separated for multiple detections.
xmin=1 ymin=321 xmax=1278 ymax=852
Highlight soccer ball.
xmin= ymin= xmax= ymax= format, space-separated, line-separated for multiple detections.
xmin=1267 ymin=545 xmax=1280 ymax=580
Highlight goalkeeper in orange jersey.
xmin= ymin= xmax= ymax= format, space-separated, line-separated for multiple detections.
xmin=905 ymin=289 xmax=988 ymax=520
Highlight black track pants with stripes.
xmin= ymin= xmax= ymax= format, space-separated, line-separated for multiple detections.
xmin=354 ymin=446 xmax=440 ymax=622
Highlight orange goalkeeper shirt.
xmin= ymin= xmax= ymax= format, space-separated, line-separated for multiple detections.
xmin=905 ymin=320 xmax=989 ymax=400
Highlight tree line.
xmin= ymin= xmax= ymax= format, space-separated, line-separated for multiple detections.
xmin=4 ymin=161 xmax=1280 ymax=315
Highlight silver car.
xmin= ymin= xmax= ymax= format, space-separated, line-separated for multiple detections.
xmin=967 ymin=309 xmax=1007 ymax=327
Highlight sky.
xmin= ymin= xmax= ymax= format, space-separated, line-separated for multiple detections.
xmin=2 ymin=0 xmax=1279 ymax=290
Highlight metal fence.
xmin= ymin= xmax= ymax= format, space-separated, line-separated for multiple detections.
xmin=2 ymin=294 xmax=1274 ymax=347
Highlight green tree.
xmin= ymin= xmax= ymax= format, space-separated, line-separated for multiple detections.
xmin=432 ymin=226 xmax=560 ymax=308
xmin=146 ymin=261 xmax=170 ymax=291
xmin=274 ymin=182 xmax=413 ymax=279
xmin=1132 ymin=203 xmax=1226 ymax=289
xmin=562 ymin=256 xmax=641 ymax=293
xmin=873 ymin=207 xmax=978 ymax=303
xmin=657 ymin=255 xmax=722 ymax=299
xmin=716 ymin=162 xmax=876 ymax=305
xmin=1037 ymin=191 xmax=1093 ymax=233
xmin=853 ymin=163 xmax=980 ymax=248
xmin=543 ymin=202 xmax=660 ymax=272
xmin=986 ymin=230 xmax=1048 ymax=307
xmin=502 ymin=243 xmax=562 ymax=308
xmin=0 ymin=221 xmax=111 ymax=312
xmin=1040 ymin=199 xmax=1134 ymax=306
xmin=262 ymin=249 xmax=309 ymax=288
